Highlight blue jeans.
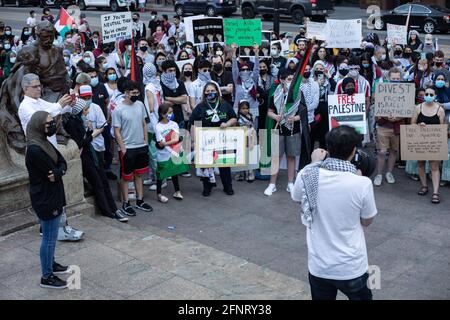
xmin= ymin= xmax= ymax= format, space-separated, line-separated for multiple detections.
xmin=308 ymin=272 xmax=373 ymax=300
xmin=40 ymin=212 xmax=62 ymax=278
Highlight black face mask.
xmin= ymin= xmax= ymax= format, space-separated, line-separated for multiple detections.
xmin=435 ymin=62 xmax=443 ymax=68
xmin=213 ymin=64 xmax=223 ymax=73
xmin=225 ymin=66 xmax=232 ymax=72
xmin=394 ymin=50 xmax=402 ymax=56
xmin=259 ymin=69 xmax=268 ymax=75
xmin=403 ymin=52 xmax=411 ymax=59
xmin=345 ymin=87 xmax=355 ymax=95
xmin=303 ymin=71 xmax=311 ymax=78
xmin=339 ymin=69 xmax=349 ymax=76
xmin=183 ymin=70 xmax=192 ymax=78
xmin=130 ymin=95 xmax=139 ymax=102
xmin=314 ymin=71 xmax=324 ymax=77
xmin=140 ymin=46 xmax=148 ymax=52
xmin=46 ymin=121 xmax=57 ymax=137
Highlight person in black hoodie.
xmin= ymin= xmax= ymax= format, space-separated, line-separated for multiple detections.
xmin=64 ymin=98 xmax=128 ymax=223
xmin=25 ymin=111 xmax=71 ymax=289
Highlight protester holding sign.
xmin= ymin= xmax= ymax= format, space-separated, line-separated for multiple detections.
xmin=410 ymin=87 xmax=446 ymax=204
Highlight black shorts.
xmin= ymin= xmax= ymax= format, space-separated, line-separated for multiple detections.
xmin=119 ymin=146 xmax=149 ymax=181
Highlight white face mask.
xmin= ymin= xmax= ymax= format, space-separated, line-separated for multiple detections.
xmin=10 ymin=57 xmax=16 ymax=64
xmin=381 ymin=54 xmax=386 ymax=61
xmin=83 ymin=57 xmax=91 ymax=64
xmin=271 ymin=49 xmax=279 ymax=56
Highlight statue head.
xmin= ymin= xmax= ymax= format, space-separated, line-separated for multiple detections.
xmin=36 ymin=21 xmax=55 ymax=50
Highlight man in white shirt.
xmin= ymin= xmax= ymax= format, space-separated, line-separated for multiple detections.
xmin=18 ymin=73 xmax=85 ymax=242
xmin=291 ymin=125 xmax=377 ymax=300
xmin=26 ymin=10 xmax=37 ymax=28
xmin=168 ymin=15 xmax=185 ymax=42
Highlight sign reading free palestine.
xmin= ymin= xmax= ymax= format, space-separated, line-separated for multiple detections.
xmin=328 ymin=93 xmax=367 ymax=134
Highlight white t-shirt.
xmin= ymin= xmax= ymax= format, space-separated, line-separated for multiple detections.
xmin=291 ymin=169 xmax=377 ymax=280
xmin=144 ymin=83 xmax=161 ymax=133
xmin=154 ymin=121 xmax=180 ymax=162
xmin=86 ymin=103 xmax=107 ymax=152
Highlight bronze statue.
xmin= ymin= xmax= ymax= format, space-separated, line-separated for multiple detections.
xmin=0 ymin=20 xmax=70 ymax=153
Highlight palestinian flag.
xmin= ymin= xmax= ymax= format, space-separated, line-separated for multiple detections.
xmin=259 ymin=43 xmax=313 ymax=174
xmin=213 ymin=149 xmax=237 ymax=165
xmin=156 ymin=130 xmax=190 ymax=180
xmin=54 ymin=7 xmax=75 ymax=39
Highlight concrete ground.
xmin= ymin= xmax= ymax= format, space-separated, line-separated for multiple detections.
xmin=0 ymin=166 xmax=449 ymax=300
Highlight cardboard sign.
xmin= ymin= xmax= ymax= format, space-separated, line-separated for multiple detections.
xmin=328 ymin=94 xmax=367 ymax=134
xmin=374 ymin=82 xmax=416 ymax=118
xmin=387 ymin=23 xmax=407 ymax=45
xmin=400 ymin=124 xmax=449 ymax=161
xmin=101 ymin=12 xmax=132 ymax=44
xmin=306 ymin=21 xmax=326 ymax=41
xmin=224 ymin=19 xmax=262 ymax=46
xmin=195 ymin=127 xmax=247 ymax=168
xmin=325 ymin=19 xmax=362 ymax=49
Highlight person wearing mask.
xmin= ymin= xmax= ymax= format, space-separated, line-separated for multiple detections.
xmin=20 ymin=27 xmax=34 ymax=46
xmin=333 ymin=59 xmax=349 ymax=86
xmin=85 ymin=31 xmax=102 ymax=57
xmin=132 ymin=13 xmax=146 ymax=41
xmin=311 ymin=61 xmax=333 ymax=149
xmin=192 ymin=59 xmax=213 ymax=105
xmin=137 ymin=38 xmax=154 ymax=64
xmin=176 ymin=50 xmax=189 ymax=61
xmin=152 ymin=25 xmax=165 ymax=43
xmin=165 ymin=37 xmax=178 ymax=59
xmin=168 ymin=15 xmax=185 ymax=42
xmin=2 ymin=50 xmax=16 ymax=77
xmin=291 ymin=126 xmax=377 ymax=301
xmin=120 ymin=39 xmax=134 ymax=77
xmin=373 ymin=68 xmax=406 ymax=186
xmin=100 ymin=43 xmax=123 ymax=77
xmin=155 ymin=52 xmax=167 ymax=74
xmin=64 ymin=97 xmax=128 ymax=222
xmin=82 ymin=51 xmax=95 ymax=69
xmin=25 ymin=111 xmax=72 ymax=289
xmin=408 ymin=57 xmax=434 ymax=89
xmin=63 ymin=49 xmax=76 ymax=83
xmin=180 ymin=63 xmax=196 ymax=132
xmin=112 ymin=80 xmax=153 ymax=215
xmin=433 ymin=51 xmax=450 ymax=82
xmin=264 ymin=68 xmax=302 ymax=196
xmin=18 ymin=73 xmax=84 ymax=242
xmin=232 ymin=44 xmax=260 ymax=126
xmin=190 ymin=81 xmax=237 ymax=196
xmin=211 ymin=54 xmax=234 ymax=106
xmin=161 ymin=15 xmax=171 ymax=35
xmin=270 ymin=42 xmax=287 ymax=78
xmin=160 ymin=60 xmax=188 ymax=129
xmin=411 ymin=86 xmax=445 ymax=204
xmin=389 ymin=44 xmax=410 ymax=71
xmin=372 ymin=46 xmax=387 ymax=67
xmin=257 ymin=59 xmax=275 ymax=131
xmin=285 ymin=58 xmax=299 ymax=72
xmin=407 ymin=30 xmax=421 ymax=51
xmin=418 ymin=34 xmax=436 ymax=54
xmin=41 ymin=8 xmax=55 ymax=24
xmin=311 ymin=46 xmax=335 ymax=79
xmin=148 ymin=11 xmax=159 ymax=35
xmin=95 ymin=56 xmax=108 ymax=81
xmin=300 ymin=64 xmax=319 ymax=147
xmin=104 ymin=67 xmax=119 ymax=101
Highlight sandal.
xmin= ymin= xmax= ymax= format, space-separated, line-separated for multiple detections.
xmin=157 ymin=194 xmax=169 ymax=203
xmin=418 ymin=186 xmax=428 ymax=196
xmin=173 ymin=191 xmax=184 ymax=200
xmin=431 ymin=193 xmax=440 ymax=204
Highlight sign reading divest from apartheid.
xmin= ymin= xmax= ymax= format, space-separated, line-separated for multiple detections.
xmin=195 ymin=127 xmax=247 ymax=168
xmin=400 ymin=124 xmax=449 ymax=161
xmin=328 ymin=94 xmax=367 ymax=134
xmin=101 ymin=12 xmax=132 ymax=43
xmin=374 ymin=82 xmax=416 ymax=118
xmin=325 ymin=19 xmax=362 ymax=49
xmin=224 ymin=19 xmax=262 ymax=46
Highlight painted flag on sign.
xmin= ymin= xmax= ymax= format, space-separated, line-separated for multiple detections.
xmin=213 ymin=149 xmax=237 ymax=165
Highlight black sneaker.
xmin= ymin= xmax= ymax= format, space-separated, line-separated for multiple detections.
xmin=135 ymin=199 xmax=153 ymax=212
xmin=53 ymin=262 xmax=71 ymax=275
xmin=40 ymin=274 xmax=68 ymax=289
xmin=122 ymin=202 xmax=136 ymax=216
xmin=224 ymin=188 xmax=234 ymax=196
xmin=106 ymin=171 xmax=118 ymax=180
xmin=114 ymin=210 xmax=129 ymax=223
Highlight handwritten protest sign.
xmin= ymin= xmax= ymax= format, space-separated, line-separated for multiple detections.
xmin=387 ymin=23 xmax=407 ymax=45
xmin=328 ymin=94 xmax=367 ymax=134
xmin=195 ymin=127 xmax=247 ymax=168
xmin=400 ymin=125 xmax=449 ymax=161
xmin=101 ymin=12 xmax=132 ymax=44
xmin=224 ymin=19 xmax=262 ymax=46
xmin=374 ymin=83 xmax=415 ymax=118
xmin=306 ymin=21 xmax=326 ymax=41
xmin=325 ymin=19 xmax=362 ymax=49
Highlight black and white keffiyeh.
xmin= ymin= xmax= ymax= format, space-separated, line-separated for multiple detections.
xmin=300 ymin=157 xmax=357 ymax=228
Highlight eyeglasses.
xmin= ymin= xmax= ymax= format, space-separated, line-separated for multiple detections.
xmin=425 ymin=93 xmax=435 ymax=97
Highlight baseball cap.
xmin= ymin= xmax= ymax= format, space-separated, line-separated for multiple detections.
xmin=79 ymin=85 xmax=93 ymax=97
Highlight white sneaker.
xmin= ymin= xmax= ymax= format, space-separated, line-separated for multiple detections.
xmin=149 ymin=180 xmax=167 ymax=191
xmin=286 ymin=183 xmax=294 ymax=193
xmin=181 ymin=172 xmax=191 ymax=178
xmin=143 ymin=179 xmax=154 ymax=186
xmin=373 ymin=174 xmax=382 ymax=186
xmin=385 ymin=172 xmax=396 ymax=184
xmin=264 ymin=184 xmax=277 ymax=196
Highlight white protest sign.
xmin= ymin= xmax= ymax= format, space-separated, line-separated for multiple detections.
xmin=101 ymin=12 xmax=132 ymax=44
xmin=306 ymin=21 xmax=326 ymax=41
xmin=175 ymin=59 xmax=195 ymax=71
xmin=374 ymin=82 xmax=415 ymax=118
xmin=325 ymin=19 xmax=362 ymax=49
xmin=184 ymin=15 xmax=205 ymax=44
xmin=387 ymin=23 xmax=407 ymax=45
xmin=328 ymin=93 xmax=367 ymax=134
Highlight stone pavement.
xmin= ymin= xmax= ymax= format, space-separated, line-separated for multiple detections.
xmin=0 ymin=166 xmax=449 ymax=300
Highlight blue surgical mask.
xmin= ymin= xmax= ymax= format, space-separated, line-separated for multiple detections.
xmin=424 ymin=95 xmax=435 ymax=103
xmin=167 ymin=112 xmax=174 ymax=121
xmin=4 ymin=44 xmax=11 ymax=50
xmin=206 ymin=92 xmax=218 ymax=102
xmin=435 ymin=80 xmax=445 ymax=88
xmin=108 ymin=74 xmax=117 ymax=81
xmin=362 ymin=63 xmax=370 ymax=69
xmin=64 ymin=56 xmax=70 ymax=64
xmin=90 ymin=76 xmax=99 ymax=87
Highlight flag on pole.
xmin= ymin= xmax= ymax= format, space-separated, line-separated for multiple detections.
xmin=54 ymin=7 xmax=75 ymax=39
